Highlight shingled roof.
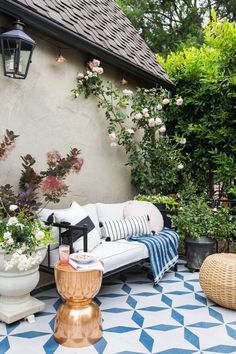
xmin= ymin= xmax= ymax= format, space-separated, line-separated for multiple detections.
xmin=0 ymin=0 xmax=174 ymax=89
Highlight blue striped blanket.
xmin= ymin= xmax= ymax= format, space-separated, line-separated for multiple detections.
xmin=129 ymin=227 xmax=179 ymax=283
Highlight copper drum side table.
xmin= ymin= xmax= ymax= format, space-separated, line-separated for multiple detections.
xmin=54 ymin=262 xmax=103 ymax=348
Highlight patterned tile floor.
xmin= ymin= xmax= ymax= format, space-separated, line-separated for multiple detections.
xmin=1 ymin=265 xmax=236 ymax=354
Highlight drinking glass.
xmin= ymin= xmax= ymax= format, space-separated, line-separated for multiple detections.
xmin=59 ymin=244 xmax=70 ymax=265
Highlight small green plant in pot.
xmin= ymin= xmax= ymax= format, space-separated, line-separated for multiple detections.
xmin=171 ymin=196 xmax=236 ymax=271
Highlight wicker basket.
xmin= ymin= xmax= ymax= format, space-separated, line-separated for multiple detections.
xmin=199 ymin=253 xmax=236 ymax=310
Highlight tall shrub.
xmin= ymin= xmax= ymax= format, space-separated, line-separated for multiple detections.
xmin=159 ymin=13 xmax=236 ymax=197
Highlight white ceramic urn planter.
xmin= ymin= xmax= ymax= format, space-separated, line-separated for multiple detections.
xmin=0 ymin=247 xmax=47 ymax=324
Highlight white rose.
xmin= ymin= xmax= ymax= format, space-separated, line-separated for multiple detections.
xmin=127 ymin=128 xmax=134 ymax=134
xmin=77 ymin=72 xmax=84 ymax=80
xmin=142 ymin=108 xmax=149 ymax=115
xmin=123 ymin=89 xmax=133 ymax=96
xmin=148 ymin=118 xmax=155 ymax=127
xmin=155 ymin=118 xmax=162 ymax=126
xmin=9 ymin=205 xmax=18 ymax=211
xmin=180 ymin=137 xmax=186 ymax=145
xmin=159 ymin=126 xmax=166 ymax=133
xmin=176 ymin=97 xmax=183 ymax=106
xmin=177 ymin=163 xmax=184 ymax=170
xmin=109 ymin=132 xmax=116 ymax=142
xmin=7 ymin=217 xmax=18 ymax=225
xmin=156 ymin=104 xmax=162 ymax=111
xmin=134 ymin=113 xmax=142 ymax=120
xmin=3 ymin=231 xmax=11 ymax=239
xmin=162 ymin=98 xmax=169 ymax=105
xmin=35 ymin=230 xmax=45 ymax=240
xmin=87 ymin=71 xmax=93 ymax=78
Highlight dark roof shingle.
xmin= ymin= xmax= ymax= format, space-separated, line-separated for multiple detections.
xmin=1 ymin=0 xmax=173 ymax=87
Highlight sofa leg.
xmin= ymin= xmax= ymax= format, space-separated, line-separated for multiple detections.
xmin=171 ymin=264 xmax=178 ymax=272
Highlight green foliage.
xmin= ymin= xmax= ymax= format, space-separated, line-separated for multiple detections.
xmin=73 ymin=62 xmax=187 ymax=195
xmin=171 ymin=196 xmax=236 ymax=241
xmin=159 ymin=15 xmax=236 ymax=197
xmin=134 ymin=194 xmax=178 ymax=209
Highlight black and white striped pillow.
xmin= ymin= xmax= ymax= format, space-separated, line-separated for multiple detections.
xmin=102 ymin=215 xmax=150 ymax=241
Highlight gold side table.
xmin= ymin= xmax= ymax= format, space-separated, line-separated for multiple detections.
xmin=54 ymin=262 xmax=103 ymax=347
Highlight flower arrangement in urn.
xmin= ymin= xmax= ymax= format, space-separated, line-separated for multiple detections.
xmin=72 ymin=59 xmax=186 ymax=195
xmin=0 ymin=129 xmax=83 ymax=271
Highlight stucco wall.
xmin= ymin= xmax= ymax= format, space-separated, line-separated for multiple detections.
xmin=0 ymin=15 xmax=137 ymax=207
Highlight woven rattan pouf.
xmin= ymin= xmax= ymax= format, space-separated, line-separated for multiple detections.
xmin=199 ymin=253 xmax=236 ymax=310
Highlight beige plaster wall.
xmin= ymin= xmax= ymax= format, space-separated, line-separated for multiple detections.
xmin=0 ymin=15 xmax=137 ymax=207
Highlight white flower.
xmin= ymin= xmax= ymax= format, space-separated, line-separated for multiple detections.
xmin=134 ymin=113 xmax=142 ymax=120
xmin=212 ymin=207 xmax=218 ymax=212
xmin=176 ymin=97 xmax=183 ymax=106
xmin=180 ymin=137 xmax=186 ymax=145
xmin=77 ymin=72 xmax=84 ymax=80
xmin=6 ymin=238 xmax=14 ymax=245
xmin=9 ymin=205 xmax=18 ymax=212
xmin=162 ymin=98 xmax=169 ymax=105
xmin=92 ymin=72 xmax=98 ymax=77
xmin=156 ymin=104 xmax=162 ymax=111
xmin=155 ymin=118 xmax=162 ymax=126
xmin=123 ymin=89 xmax=133 ymax=96
xmin=142 ymin=108 xmax=149 ymax=115
xmin=110 ymin=142 xmax=118 ymax=147
xmin=127 ymin=128 xmax=134 ymax=134
xmin=177 ymin=163 xmax=184 ymax=170
xmin=35 ymin=230 xmax=45 ymax=240
xmin=7 ymin=217 xmax=18 ymax=225
xmin=84 ymin=75 xmax=88 ymax=80
xmin=87 ymin=70 xmax=93 ymax=78
xmin=109 ymin=132 xmax=116 ymax=142
xmin=159 ymin=126 xmax=166 ymax=133
xmin=3 ymin=231 xmax=11 ymax=239
xmin=148 ymin=118 xmax=156 ymax=127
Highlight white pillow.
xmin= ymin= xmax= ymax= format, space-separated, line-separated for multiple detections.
xmin=82 ymin=203 xmax=100 ymax=236
xmin=102 ymin=215 xmax=150 ymax=241
xmin=123 ymin=201 xmax=164 ymax=233
xmin=54 ymin=201 xmax=101 ymax=252
xmin=96 ymin=202 xmax=130 ymax=222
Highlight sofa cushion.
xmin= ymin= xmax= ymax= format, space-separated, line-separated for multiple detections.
xmin=102 ymin=215 xmax=150 ymax=241
xmin=53 ymin=201 xmax=101 ymax=252
xmin=82 ymin=203 xmax=101 ymax=236
xmin=124 ymin=201 xmax=164 ymax=233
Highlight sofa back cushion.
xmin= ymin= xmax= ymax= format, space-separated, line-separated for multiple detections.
xmin=102 ymin=215 xmax=150 ymax=241
xmin=124 ymin=201 xmax=164 ymax=234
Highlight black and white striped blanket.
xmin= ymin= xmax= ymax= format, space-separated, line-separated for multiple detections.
xmin=129 ymin=227 xmax=179 ymax=283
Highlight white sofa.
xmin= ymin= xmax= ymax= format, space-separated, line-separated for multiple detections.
xmin=39 ymin=200 xmax=172 ymax=276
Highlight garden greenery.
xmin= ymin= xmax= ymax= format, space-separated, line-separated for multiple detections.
xmin=73 ymin=59 xmax=187 ymax=195
xmin=158 ymin=13 xmax=236 ymax=198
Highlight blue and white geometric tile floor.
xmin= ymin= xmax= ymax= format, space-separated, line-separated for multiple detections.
xmin=1 ymin=265 xmax=236 ymax=354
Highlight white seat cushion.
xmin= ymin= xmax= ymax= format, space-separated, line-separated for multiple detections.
xmin=41 ymin=239 xmax=148 ymax=274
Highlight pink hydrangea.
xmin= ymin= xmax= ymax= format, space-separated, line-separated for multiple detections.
xmin=72 ymin=158 xmax=84 ymax=173
xmin=92 ymin=66 xmax=104 ymax=75
xmin=40 ymin=176 xmax=67 ymax=194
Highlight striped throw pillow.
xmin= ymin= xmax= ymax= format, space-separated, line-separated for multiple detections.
xmin=102 ymin=215 xmax=150 ymax=241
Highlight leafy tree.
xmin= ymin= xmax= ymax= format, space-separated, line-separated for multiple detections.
xmin=116 ymin=0 xmax=235 ymax=55
xmin=159 ymin=13 xmax=236 ymax=198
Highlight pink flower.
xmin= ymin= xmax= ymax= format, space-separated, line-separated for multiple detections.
xmin=92 ymin=66 xmax=104 ymax=75
xmin=40 ymin=176 xmax=67 ymax=194
xmin=155 ymin=118 xmax=162 ymax=126
xmin=162 ymin=98 xmax=169 ymax=105
xmin=156 ymin=104 xmax=162 ymax=111
xmin=176 ymin=97 xmax=183 ymax=106
xmin=47 ymin=150 xmax=61 ymax=164
xmin=73 ymin=158 xmax=83 ymax=173
xmin=148 ymin=118 xmax=155 ymax=127
xmin=88 ymin=59 xmax=100 ymax=69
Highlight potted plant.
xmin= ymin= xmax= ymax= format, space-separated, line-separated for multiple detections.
xmin=171 ymin=195 xmax=236 ymax=272
xmin=0 ymin=129 xmax=83 ymax=323
xmin=134 ymin=194 xmax=179 ymax=228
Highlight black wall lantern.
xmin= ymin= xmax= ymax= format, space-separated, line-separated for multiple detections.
xmin=0 ymin=20 xmax=36 ymax=79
